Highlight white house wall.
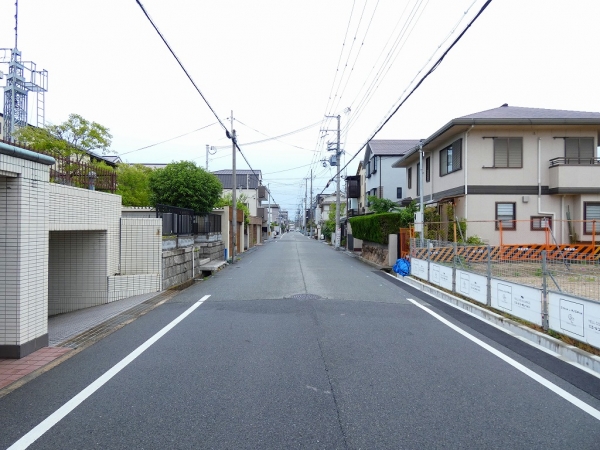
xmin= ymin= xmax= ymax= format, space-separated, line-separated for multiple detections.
xmin=366 ymin=156 xmax=406 ymax=202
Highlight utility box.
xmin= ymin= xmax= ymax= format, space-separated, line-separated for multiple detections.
xmin=414 ymin=211 xmax=423 ymax=233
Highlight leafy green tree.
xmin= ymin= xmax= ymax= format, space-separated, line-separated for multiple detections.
xmin=116 ymin=164 xmax=153 ymax=206
xmin=14 ymin=113 xmax=113 ymax=163
xmin=148 ymin=161 xmax=222 ymax=213
xmin=323 ymin=203 xmax=345 ymax=240
xmin=368 ymin=195 xmax=400 ymax=214
xmin=217 ymin=192 xmax=251 ymax=225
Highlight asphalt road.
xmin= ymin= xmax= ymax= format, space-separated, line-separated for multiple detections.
xmin=1 ymin=232 xmax=600 ymax=449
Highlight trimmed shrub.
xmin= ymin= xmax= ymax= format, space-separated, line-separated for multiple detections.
xmin=349 ymin=212 xmax=412 ymax=245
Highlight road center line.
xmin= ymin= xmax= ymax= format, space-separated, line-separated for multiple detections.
xmin=406 ymin=297 xmax=600 ymax=421
xmin=8 ymin=295 xmax=211 ymax=450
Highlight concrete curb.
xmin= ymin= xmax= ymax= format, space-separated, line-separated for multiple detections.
xmin=391 ymin=273 xmax=600 ymax=377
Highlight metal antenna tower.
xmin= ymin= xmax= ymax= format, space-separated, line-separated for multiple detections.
xmin=1 ymin=0 xmax=48 ymax=142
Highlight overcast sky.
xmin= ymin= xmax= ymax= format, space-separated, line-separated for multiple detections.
xmin=1 ymin=0 xmax=599 ymax=214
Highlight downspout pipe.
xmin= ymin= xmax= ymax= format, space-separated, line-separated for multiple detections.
xmin=0 ymin=141 xmax=56 ymax=165
xmin=537 ymin=137 xmax=555 ymax=234
xmin=464 ymin=125 xmax=474 ymax=221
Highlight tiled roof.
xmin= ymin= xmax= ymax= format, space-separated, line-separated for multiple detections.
xmin=212 ymin=169 xmax=262 ymax=176
xmin=459 ymin=104 xmax=600 ymax=121
xmin=367 ymin=139 xmax=421 ymax=156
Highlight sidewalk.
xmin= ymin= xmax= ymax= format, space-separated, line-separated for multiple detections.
xmin=0 ymin=289 xmax=176 ymax=396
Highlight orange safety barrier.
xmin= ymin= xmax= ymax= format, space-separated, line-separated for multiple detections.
xmin=413 ymin=243 xmax=600 ymax=263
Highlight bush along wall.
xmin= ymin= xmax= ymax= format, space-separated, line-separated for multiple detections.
xmin=349 ymin=212 xmax=411 ymax=245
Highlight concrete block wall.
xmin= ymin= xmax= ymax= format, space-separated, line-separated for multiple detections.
xmin=162 ymin=247 xmax=193 ymax=290
xmin=193 ymin=242 xmax=225 ymax=277
xmin=0 ymin=155 xmax=51 ymax=357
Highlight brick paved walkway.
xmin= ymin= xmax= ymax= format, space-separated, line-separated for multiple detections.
xmin=0 ymin=290 xmax=172 ymax=395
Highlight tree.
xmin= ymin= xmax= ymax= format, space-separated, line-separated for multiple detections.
xmin=116 ymin=164 xmax=153 ymax=206
xmin=216 ymin=192 xmax=251 ymax=225
xmin=323 ymin=203 xmax=345 ymax=240
xmin=367 ymin=195 xmax=400 ymax=214
xmin=148 ymin=161 xmax=222 ymax=213
xmin=14 ymin=113 xmax=113 ymax=163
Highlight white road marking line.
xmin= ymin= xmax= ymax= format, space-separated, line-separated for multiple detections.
xmin=406 ymin=298 xmax=600 ymax=421
xmin=8 ymin=295 xmax=212 ymax=450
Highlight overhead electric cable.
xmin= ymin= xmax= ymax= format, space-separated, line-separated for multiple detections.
xmin=318 ymin=0 xmax=493 ymax=195
xmin=120 ymin=122 xmax=217 ymax=156
xmin=136 ymin=1 xmax=230 ymax=138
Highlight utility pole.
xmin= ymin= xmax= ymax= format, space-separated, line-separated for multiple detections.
xmin=310 ymin=169 xmax=313 ymax=238
xmin=325 ymin=115 xmax=342 ymax=249
xmin=267 ymin=183 xmax=271 ymax=238
xmin=231 ymin=112 xmax=237 ymax=263
xmin=304 ymin=177 xmax=308 ymax=234
xmin=206 ymin=144 xmax=209 ymax=170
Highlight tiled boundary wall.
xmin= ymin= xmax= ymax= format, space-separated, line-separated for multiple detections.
xmin=0 ymin=154 xmax=52 ymax=358
xmin=410 ymin=257 xmax=600 ymax=350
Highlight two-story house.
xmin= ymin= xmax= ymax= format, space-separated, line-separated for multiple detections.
xmin=212 ymin=169 xmax=266 ymax=248
xmin=392 ymin=104 xmax=600 ymax=245
xmin=363 ymin=139 xmax=420 ymax=213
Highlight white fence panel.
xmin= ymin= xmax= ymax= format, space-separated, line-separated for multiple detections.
xmin=548 ymin=292 xmax=600 ymax=348
xmin=456 ymin=270 xmax=487 ymax=305
xmin=411 ymin=258 xmax=428 ymax=281
xmin=490 ymin=279 xmax=543 ymax=326
xmin=430 ymin=263 xmax=453 ymax=291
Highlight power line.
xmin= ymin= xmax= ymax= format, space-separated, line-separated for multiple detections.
xmin=120 ymin=122 xmax=218 ymax=156
xmin=319 ymin=0 xmax=493 ymax=196
xmin=135 ymin=0 xmax=230 ymax=139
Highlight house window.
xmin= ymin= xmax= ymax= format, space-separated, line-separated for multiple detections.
xmin=366 ymin=161 xmax=371 ymax=178
xmin=494 ymin=137 xmax=523 ymax=168
xmin=371 ymin=157 xmax=377 ymax=174
xmin=440 ymin=139 xmax=462 ymax=176
xmin=565 ymin=137 xmax=595 ymax=164
xmin=416 ymin=162 xmax=421 ymax=196
xmin=584 ymin=202 xmax=600 ymax=234
xmin=425 ymin=156 xmax=431 ymax=182
xmin=396 ymin=187 xmax=402 ymax=199
xmin=495 ymin=202 xmax=516 ymax=230
xmin=407 ymin=167 xmax=412 ymax=189
xmin=531 ymin=216 xmax=552 ymax=230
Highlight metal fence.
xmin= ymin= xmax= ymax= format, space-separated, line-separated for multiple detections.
xmin=193 ymin=213 xmax=221 ymax=234
xmin=156 ymin=204 xmax=194 ymax=236
xmin=411 ymin=238 xmax=600 ymax=303
xmin=4 ymin=141 xmax=118 ymax=193
xmin=156 ymin=204 xmax=221 ymax=236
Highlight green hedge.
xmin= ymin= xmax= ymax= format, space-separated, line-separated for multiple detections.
xmin=349 ymin=212 xmax=411 ymax=245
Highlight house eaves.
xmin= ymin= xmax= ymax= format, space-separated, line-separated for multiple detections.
xmin=392 ymin=104 xmax=600 ymax=168
xmin=363 ymin=139 xmax=421 ymax=166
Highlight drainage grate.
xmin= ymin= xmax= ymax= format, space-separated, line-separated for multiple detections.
xmin=290 ymin=294 xmax=322 ymax=300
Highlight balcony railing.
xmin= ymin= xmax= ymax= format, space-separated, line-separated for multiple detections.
xmin=549 ymin=157 xmax=600 ymax=167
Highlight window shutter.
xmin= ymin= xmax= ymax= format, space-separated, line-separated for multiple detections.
xmin=425 ymin=157 xmax=431 ymax=182
xmin=494 ymin=138 xmax=508 ymax=167
xmin=497 ymin=203 xmax=515 ymax=229
xmin=440 ymin=150 xmax=447 ymax=176
xmin=508 ymin=138 xmax=523 ymax=167
xmin=585 ymin=203 xmax=600 ymax=233
xmin=452 ymin=139 xmax=462 ymax=170
xmin=579 ymin=137 xmax=594 ymax=161
xmin=565 ymin=138 xmax=579 ymax=162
